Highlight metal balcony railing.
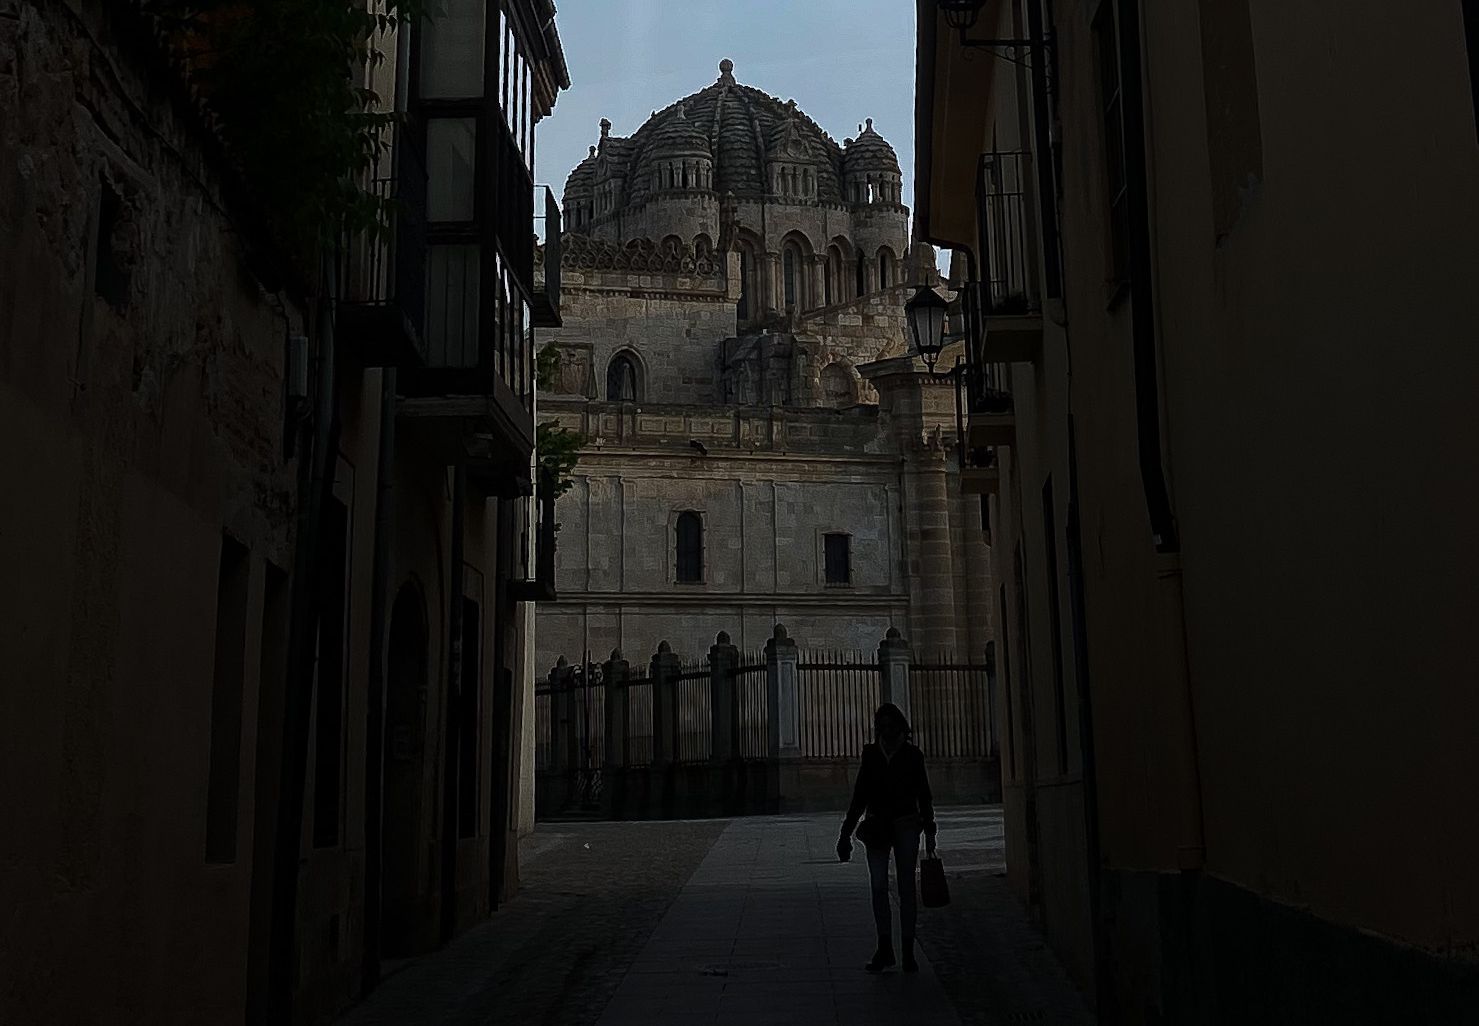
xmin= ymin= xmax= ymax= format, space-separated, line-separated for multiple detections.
xmin=975 ymin=149 xmax=1038 ymax=316
xmin=533 ymin=185 xmax=562 ymax=327
xmin=339 ymin=130 xmax=429 ymax=366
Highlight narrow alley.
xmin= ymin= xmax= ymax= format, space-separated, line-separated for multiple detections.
xmin=337 ymin=808 xmax=1092 ymax=1026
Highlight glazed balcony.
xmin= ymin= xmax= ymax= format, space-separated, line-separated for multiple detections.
xmin=532 ymin=186 xmax=563 ymax=328
xmin=965 ymin=358 xmax=1015 ymax=448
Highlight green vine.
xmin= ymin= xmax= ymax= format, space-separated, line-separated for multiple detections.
xmin=536 ymin=342 xmax=585 ymax=500
xmin=143 ymin=0 xmax=424 ymax=267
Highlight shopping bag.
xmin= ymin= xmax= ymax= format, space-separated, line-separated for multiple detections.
xmin=920 ymin=854 xmax=951 ymax=908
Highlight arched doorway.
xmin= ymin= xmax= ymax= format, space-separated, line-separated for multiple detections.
xmin=382 ymin=581 xmax=429 ymax=957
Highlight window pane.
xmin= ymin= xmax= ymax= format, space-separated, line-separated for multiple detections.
xmin=426 ymin=118 xmax=477 ymax=222
xmin=420 ymin=0 xmax=485 ymax=100
xmin=824 ymin=534 xmax=850 ymax=584
xmin=676 ymin=512 xmax=703 ymax=583
xmin=425 ymin=244 xmax=481 ymax=368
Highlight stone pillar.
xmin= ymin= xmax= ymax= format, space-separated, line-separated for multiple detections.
xmin=877 ymin=627 xmax=912 ymax=724
xmin=907 ymin=447 xmax=960 ymax=653
xmin=650 ymin=641 xmax=680 ymax=766
xmin=709 ymin=631 xmax=739 ymax=762
xmin=762 ymin=252 xmax=781 ymax=316
xmin=549 ymin=657 xmax=575 ymax=775
xmin=765 ymin=624 xmax=800 ymax=760
xmin=602 ymin=648 xmax=630 ymax=769
xmin=808 ymin=257 xmax=826 ymax=310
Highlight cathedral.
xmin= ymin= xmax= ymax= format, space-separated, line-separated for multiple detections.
xmin=536 ymin=59 xmax=991 ymax=668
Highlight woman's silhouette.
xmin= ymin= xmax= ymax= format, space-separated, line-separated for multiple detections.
xmin=837 ymin=703 xmax=937 ymax=972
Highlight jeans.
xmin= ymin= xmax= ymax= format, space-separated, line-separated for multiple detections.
xmin=864 ymin=819 xmax=921 ymax=946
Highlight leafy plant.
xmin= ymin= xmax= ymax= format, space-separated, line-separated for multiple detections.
xmin=536 ymin=342 xmax=585 ymax=500
xmin=142 ymin=0 xmax=424 ymax=268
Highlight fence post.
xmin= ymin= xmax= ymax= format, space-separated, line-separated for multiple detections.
xmin=549 ymin=656 xmax=574 ymax=775
xmin=709 ymin=631 xmax=739 ymax=762
xmin=602 ymin=648 xmax=630 ymax=770
xmin=878 ymin=627 xmax=912 ymax=723
xmin=650 ymin=641 xmax=679 ymax=766
xmin=765 ymin=624 xmax=800 ymax=760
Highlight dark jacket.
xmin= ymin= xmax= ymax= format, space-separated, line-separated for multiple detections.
xmin=842 ymin=742 xmax=937 ymax=838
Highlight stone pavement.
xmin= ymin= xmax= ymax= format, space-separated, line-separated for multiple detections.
xmin=336 ymin=807 xmax=1094 ymax=1026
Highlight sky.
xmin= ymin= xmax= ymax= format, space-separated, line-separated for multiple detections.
xmin=536 ymin=0 xmax=919 ymax=214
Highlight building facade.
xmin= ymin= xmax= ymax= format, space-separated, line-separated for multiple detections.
xmin=536 ymin=61 xmax=993 ymax=671
xmin=0 ymin=2 xmax=568 ymax=1023
xmin=916 ymin=0 xmax=1479 ymax=1021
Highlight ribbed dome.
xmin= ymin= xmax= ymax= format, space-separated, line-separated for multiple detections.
xmin=843 ymin=119 xmax=900 ymax=173
xmin=584 ymin=59 xmax=885 ymax=212
xmin=564 ymin=145 xmax=598 ymax=198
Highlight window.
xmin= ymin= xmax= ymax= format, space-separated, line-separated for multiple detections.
xmin=425 ymin=244 xmax=480 ymax=368
xmin=878 ymin=248 xmax=892 ymax=288
xmin=206 ymin=535 xmax=250 ymax=863
xmin=607 ymin=352 xmax=639 ymax=401
xmin=783 ymin=246 xmax=798 ymax=308
xmin=312 ymin=497 xmax=350 ymax=849
xmin=1465 ymin=0 xmax=1479 ymax=141
xmin=93 ymin=180 xmax=131 ymax=308
xmin=457 ymin=597 xmax=481 ymax=838
xmin=676 ymin=511 xmax=704 ymax=583
xmin=823 ymin=533 xmax=851 ymax=586
xmin=1094 ymin=2 xmax=1130 ymax=285
xmin=855 ymin=256 xmax=866 ymax=297
xmin=426 ymin=118 xmax=477 ymax=222
xmin=420 ymin=0 xmax=484 ymax=100
xmin=737 ymin=245 xmax=754 ymax=320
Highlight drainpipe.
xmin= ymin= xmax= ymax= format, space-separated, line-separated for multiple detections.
xmin=439 ymin=465 xmax=467 ymax=945
xmin=361 ymin=23 xmax=413 ymax=993
xmin=268 ymin=252 xmax=341 ymax=1023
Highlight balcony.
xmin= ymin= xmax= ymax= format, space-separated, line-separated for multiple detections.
xmin=339 ymin=135 xmax=428 ymax=369
xmin=965 ymin=359 xmax=1014 ymax=448
xmin=510 ymin=468 xmax=559 ymax=603
xmin=960 ymin=446 xmax=1000 ymax=496
xmin=532 ymin=186 xmax=562 ymax=328
xmin=972 ymin=149 xmax=1043 ymax=363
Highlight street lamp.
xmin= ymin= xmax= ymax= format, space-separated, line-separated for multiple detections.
xmin=905 ymin=284 xmax=950 ymax=373
xmin=937 ymin=0 xmax=987 ymax=30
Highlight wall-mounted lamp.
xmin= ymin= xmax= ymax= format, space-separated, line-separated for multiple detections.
xmin=934 ymin=0 xmax=1053 ymax=55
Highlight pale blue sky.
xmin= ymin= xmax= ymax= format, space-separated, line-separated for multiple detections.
xmin=536 ymin=0 xmax=919 ymax=214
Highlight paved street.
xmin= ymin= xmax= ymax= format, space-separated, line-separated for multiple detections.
xmin=337 ymin=807 xmax=1093 ymax=1025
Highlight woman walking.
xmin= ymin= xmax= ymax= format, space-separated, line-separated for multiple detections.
xmin=837 ymin=703 xmax=937 ymax=972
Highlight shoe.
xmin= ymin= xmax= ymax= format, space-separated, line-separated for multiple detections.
xmin=902 ymin=938 xmax=918 ymax=973
xmin=865 ymin=944 xmax=896 ymax=973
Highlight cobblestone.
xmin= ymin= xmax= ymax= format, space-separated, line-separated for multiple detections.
xmin=336 ymin=808 xmax=1093 ymax=1025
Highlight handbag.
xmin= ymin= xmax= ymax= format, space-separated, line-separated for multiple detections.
xmin=854 ymin=816 xmax=892 ymax=849
xmin=920 ymin=853 xmax=951 ymax=908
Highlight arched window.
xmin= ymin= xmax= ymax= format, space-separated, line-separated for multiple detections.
xmin=855 ymin=256 xmax=866 ymax=297
xmin=737 ymin=246 xmax=753 ymax=321
xmin=878 ymin=248 xmax=893 ymax=288
xmin=783 ymin=247 xmax=798 ymax=308
xmin=822 ymin=363 xmax=856 ymax=407
xmin=675 ymin=511 xmax=703 ymax=583
xmin=607 ymin=352 xmax=639 ymax=402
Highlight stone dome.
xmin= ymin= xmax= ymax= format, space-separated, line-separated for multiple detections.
xmin=566 ymin=145 xmax=598 ymax=196
xmin=843 ymin=119 xmax=900 ymax=174
xmin=585 ymin=59 xmax=876 ymax=211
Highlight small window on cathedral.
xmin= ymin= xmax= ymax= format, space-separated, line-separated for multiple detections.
xmin=607 ymin=352 xmax=639 ymax=402
xmin=824 ymin=533 xmax=851 ymax=586
xmin=676 ymin=512 xmax=704 ymax=583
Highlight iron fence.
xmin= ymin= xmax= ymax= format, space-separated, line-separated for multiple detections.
xmin=735 ymin=652 xmax=769 ymax=759
xmin=796 ymin=650 xmax=880 ymax=760
xmin=975 ymin=149 xmax=1036 ymax=315
xmin=910 ymin=659 xmax=994 ymax=759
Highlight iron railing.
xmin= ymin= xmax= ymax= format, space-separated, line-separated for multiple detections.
xmin=909 ymin=659 xmax=995 ymax=759
xmin=975 ymin=149 xmax=1037 ymax=315
xmin=796 ymin=651 xmax=881 ymax=760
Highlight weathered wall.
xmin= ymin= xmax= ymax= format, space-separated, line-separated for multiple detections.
xmin=0 ymin=3 xmax=300 ymax=1021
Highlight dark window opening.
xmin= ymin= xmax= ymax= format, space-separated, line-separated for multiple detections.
xmin=879 ymin=250 xmax=892 ymax=288
xmin=206 ymin=534 xmax=250 ymax=863
xmin=1094 ymin=2 xmax=1130 ymax=285
xmin=783 ymin=247 xmax=798 ymax=307
xmin=607 ymin=353 xmax=638 ymax=401
xmin=1042 ymin=479 xmax=1069 ymax=774
xmin=312 ymin=497 xmax=350 ymax=849
xmin=457 ymin=597 xmax=481 ymax=839
xmin=855 ymin=256 xmax=866 ymax=297
xmin=1465 ymin=0 xmax=1479 ymax=142
xmin=823 ymin=533 xmax=851 ymax=585
xmin=738 ymin=249 xmax=752 ymax=320
xmin=94 ymin=180 xmax=131 ymax=309
xmin=676 ymin=511 xmax=703 ymax=583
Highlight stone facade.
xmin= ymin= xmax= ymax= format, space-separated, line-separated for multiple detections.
xmin=536 ymin=61 xmax=991 ymax=670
